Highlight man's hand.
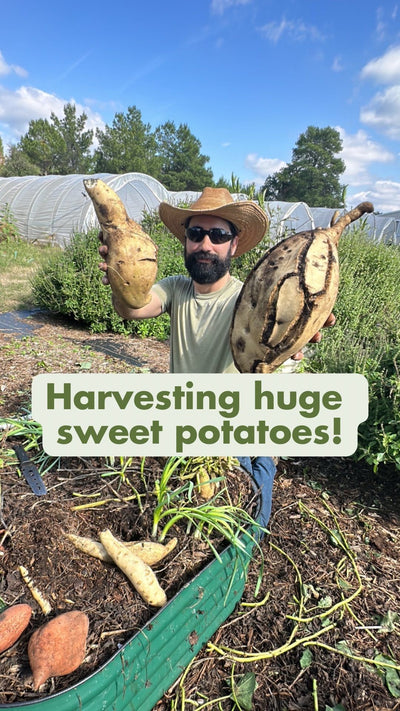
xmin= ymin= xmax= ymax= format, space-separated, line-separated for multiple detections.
xmin=291 ymin=313 xmax=336 ymax=361
xmin=98 ymin=231 xmax=110 ymax=285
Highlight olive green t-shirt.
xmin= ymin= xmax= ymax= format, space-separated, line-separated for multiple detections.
xmin=152 ymin=275 xmax=243 ymax=373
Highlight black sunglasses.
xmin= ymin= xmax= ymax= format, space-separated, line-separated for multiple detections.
xmin=185 ymin=226 xmax=235 ymax=244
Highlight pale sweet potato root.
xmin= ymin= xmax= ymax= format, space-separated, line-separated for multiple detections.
xmin=67 ymin=532 xmax=177 ymax=566
xmin=99 ymin=529 xmax=167 ymax=607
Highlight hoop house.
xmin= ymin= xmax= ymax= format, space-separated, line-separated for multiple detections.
xmin=265 ymin=200 xmax=314 ymax=238
xmin=0 ymin=173 xmax=398 ymax=245
xmin=0 ymin=173 xmax=169 ymax=247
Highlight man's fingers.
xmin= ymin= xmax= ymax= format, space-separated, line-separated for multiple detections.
xmin=309 ymin=331 xmax=322 ymax=343
xmin=291 ymin=351 xmax=304 ymax=362
xmin=323 ymin=312 xmax=336 ymax=328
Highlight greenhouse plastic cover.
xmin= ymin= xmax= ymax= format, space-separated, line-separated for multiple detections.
xmin=0 ymin=172 xmax=399 ymax=246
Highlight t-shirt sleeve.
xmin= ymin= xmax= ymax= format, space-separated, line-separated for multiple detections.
xmin=152 ymin=277 xmax=178 ymax=314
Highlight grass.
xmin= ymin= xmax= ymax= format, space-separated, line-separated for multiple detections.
xmin=0 ymin=237 xmax=58 ymax=312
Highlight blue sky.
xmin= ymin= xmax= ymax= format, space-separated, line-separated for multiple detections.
xmin=1 ymin=0 xmax=399 ymax=212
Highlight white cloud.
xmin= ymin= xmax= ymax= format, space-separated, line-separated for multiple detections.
xmin=259 ymin=17 xmax=325 ymax=44
xmin=211 ymin=0 xmax=251 ymax=15
xmin=332 ymin=56 xmax=344 ymax=72
xmin=0 ymin=85 xmax=105 ymax=145
xmin=349 ymin=180 xmax=400 ymax=213
xmin=337 ymin=127 xmax=394 ymax=185
xmin=245 ymin=153 xmax=286 ymax=183
xmin=360 ymin=85 xmax=400 ymax=139
xmin=360 ymin=45 xmax=400 ymax=84
xmin=374 ymin=6 xmax=398 ymax=42
xmin=0 ymin=50 xmax=27 ymax=78
xmin=337 ymin=127 xmax=399 ymax=212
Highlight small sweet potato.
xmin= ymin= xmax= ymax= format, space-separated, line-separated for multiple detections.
xmin=28 ymin=610 xmax=89 ymax=690
xmin=196 ymin=467 xmax=216 ymax=500
xmin=100 ymin=529 xmax=167 ymax=607
xmin=0 ymin=603 xmax=32 ymax=653
xmin=67 ymin=532 xmax=177 ymax=566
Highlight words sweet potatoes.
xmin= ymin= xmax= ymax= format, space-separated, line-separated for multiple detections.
xmin=28 ymin=610 xmax=89 ymax=690
xmin=0 ymin=603 xmax=32 ymax=653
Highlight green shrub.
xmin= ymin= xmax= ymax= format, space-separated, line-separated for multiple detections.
xmin=31 ymin=228 xmax=171 ymax=337
xmin=357 ymin=344 xmax=400 ymax=471
xmin=305 ymin=227 xmax=400 ymax=472
xmin=0 ymin=203 xmax=20 ymax=242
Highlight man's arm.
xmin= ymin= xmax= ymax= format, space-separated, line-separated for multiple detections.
xmin=111 ymin=289 xmax=163 ymax=320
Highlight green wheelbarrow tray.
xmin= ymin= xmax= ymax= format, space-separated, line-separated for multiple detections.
xmin=1 ymin=478 xmax=264 ymax=711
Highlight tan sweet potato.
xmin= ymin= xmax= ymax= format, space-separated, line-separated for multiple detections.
xmin=83 ymin=178 xmax=158 ymax=309
xmin=231 ymin=201 xmax=374 ymax=373
xmin=0 ymin=603 xmax=32 ymax=653
xmin=67 ymin=532 xmax=177 ymax=566
xmin=28 ymin=611 xmax=89 ymax=690
xmin=196 ymin=467 xmax=216 ymax=500
xmin=99 ymin=529 xmax=167 ymax=607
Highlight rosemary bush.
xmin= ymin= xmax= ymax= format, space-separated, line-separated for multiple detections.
xmin=305 ymin=227 xmax=400 ymax=472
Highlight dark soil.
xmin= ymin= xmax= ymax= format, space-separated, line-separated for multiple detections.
xmin=0 ymin=312 xmax=399 ymax=710
xmin=0 ymin=452 xmax=255 ymax=704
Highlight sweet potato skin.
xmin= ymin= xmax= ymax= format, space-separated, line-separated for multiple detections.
xmin=83 ymin=178 xmax=158 ymax=309
xmin=0 ymin=603 xmax=32 ymax=653
xmin=28 ymin=611 xmax=89 ymax=690
xmin=67 ymin=532 xmax=177 ymax=565
xmin=231 ymin=202 xmax=374 ymax=373
xmin=100 ymin=529 xmax=167 ymax=607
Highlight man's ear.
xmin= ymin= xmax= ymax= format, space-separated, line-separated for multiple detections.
xmin=231 ymin=236 xmax=239 ymax=256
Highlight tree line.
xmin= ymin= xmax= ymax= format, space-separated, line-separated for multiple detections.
xmin=0 ymin=103 xmax=346 ymax=208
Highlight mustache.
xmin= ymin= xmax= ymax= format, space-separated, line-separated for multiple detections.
xmin=189 ymin=250 xmax=219 ymax=262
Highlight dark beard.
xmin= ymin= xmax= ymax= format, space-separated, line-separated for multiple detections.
xmin=184 ymin=248 xmax=233 ymax=284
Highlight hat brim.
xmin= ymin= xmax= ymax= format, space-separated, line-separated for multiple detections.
xmin=158 ymin=200 xmax=269 ymax=257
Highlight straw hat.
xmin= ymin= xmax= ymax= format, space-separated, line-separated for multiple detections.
xmin=158 ymin=187 xmax=269 ymax=257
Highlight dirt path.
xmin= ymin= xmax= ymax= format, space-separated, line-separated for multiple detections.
xmin=0 ymin=310 xmax=170 ymax=418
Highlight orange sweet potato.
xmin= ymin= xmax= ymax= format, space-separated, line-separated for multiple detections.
xmin=0 ymin=603 xmax=32 ymax=653
xmin=28 ymin=610 xmax=89 ymax=690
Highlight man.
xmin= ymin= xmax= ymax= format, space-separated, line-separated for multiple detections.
xmin=100 ymin=187 xmax=270 ymax=374
xmin=99 ymin=187 xmax=333 ymax=527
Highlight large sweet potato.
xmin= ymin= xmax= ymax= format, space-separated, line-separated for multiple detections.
xmin=28 ymin=610 xmax=89 ymax=690
xmin=83 ymin=178 xmax=158 ymax=309
xmin=0 ymin=603 xmax=32 ymax=653
xmin=231 ymin=202 xmax=374 ymax=373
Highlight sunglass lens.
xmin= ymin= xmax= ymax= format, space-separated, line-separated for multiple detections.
xmin=209 ymin=229 xmax=230 ymax=243
xmin=186 ymin=227 xmax=204 ymax=242
xmin=186 ymin=227 xmax=233 ymax=244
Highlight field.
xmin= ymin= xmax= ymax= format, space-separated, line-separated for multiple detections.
xmin=0 ymin=240 xmax=399 ymax=710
